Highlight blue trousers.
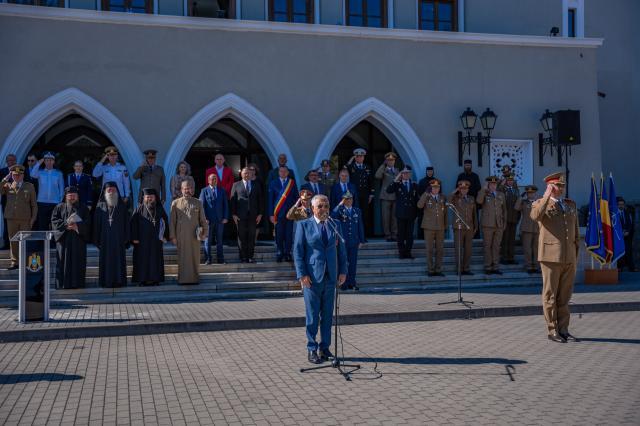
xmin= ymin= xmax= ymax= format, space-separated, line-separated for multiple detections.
xmin=275 ymin=218 xmax=293 ymax=257
xmin=303 ymin=275 xmax=335 ymax=352
xmin=204 ymin=221 xmax=225 ymax=261
xmin=345 ymin=244 xmax=359 ymax=285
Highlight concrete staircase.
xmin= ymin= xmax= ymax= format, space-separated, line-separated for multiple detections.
xmin=0 ymin=240 xmax=541 ymax=305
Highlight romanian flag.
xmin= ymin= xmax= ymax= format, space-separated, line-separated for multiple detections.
xmin=608 ymin=174 xmax=626 ymax=263
xmin=600 ymin=174 xmax=613 ymax=263
xmin=585 ymin=175 xmax=606 ymax=264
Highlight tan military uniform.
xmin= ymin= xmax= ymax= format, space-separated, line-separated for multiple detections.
xmin=375 ymin=164 xmax=399 ymax=239
xmin=477 ymin=189 xmax=507 ymax=271
xmin=531 ymin=194 xmax=579 ymax=335
xmin=319 ymin=171 xmax=336 ymax=197
xmin=417 ymin=193 xmax=447 ymax=273
xmin=1 ymin=181 xmax=37 ymax=266
xmin=133 ymin=164 xmax=166 ymax=203
xmin=286 ymin=205 xmax=311 ymax=221
xmin=500 ymin=184 xmax=521 ymax=263
xmin=515 ymin=196 xmax=540 ymax=270
xmin=450 ymin=192 xmax=478 ymax=273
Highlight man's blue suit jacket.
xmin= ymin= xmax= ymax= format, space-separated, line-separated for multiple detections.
xmin=293 ymin=217 xmax=348 ymax=285
xmin=199 ymin=186 xmax=229 ymax=223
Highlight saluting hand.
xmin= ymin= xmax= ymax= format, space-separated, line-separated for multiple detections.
xmin=544 ymin=184 xmax=555 ymax=198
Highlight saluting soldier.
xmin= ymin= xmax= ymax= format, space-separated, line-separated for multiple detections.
xmin=347 ymin=148 xmax=374 ymax=240
xmin=531 ymin=172 xmax=579 ymax=343
xmin=417 ymin=178 xmax=447 ymax=276
xmin=515 ymin=185 xmax=540 ymax=274
xmin=386 ymin=165 xmax=419 ymax=259
xmin=499 ymin=173 xmax=521 ymax=265
xmin=93 ymin=146 xmax=131 ymax=204
xmin=1 ymin=165 xmax=37 ymax=270
xmin=301 ymin=169 xmax=325 ymax=198
xmin=450 ymin=180 xmax=478 ymax=275
xmin=318 ymin=160 xmax=335 ymax=197
xmin=133 ymin=149 xmax=166 ymax=204
xmin=287 ymin=189 xmax=314 ymax=222
xmin=499 ymin=165 xmax=519 ymax=191
xmin=331 ymin=190 xmax=365 ymax=291
xmin=477 ymin=176 xmax=507 ymax=275
xmin=375 ymin=152 xmax=399 ymax=242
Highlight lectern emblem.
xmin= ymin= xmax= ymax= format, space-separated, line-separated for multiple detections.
xmin=27 ymin=253 xmax=42 ymax=272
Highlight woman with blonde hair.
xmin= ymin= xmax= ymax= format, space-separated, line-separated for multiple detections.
xmin=170 ymin=161 xmax=195 ymax=201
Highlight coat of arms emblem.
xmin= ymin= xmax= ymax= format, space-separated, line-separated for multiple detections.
xmin=27 ymin=253 xmax=42 ymax=272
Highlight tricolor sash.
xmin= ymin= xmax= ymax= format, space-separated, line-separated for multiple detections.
xmin=273 ymin=179 xmax=294 ymax=224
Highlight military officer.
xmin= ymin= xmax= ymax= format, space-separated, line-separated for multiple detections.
xmin=93 ymin=146 xmax=131 ymax=204
xmin=347 ymin=148 xmax=374 ymax=240
xmin=386 ymin=165 xmax=419 ymax=259
xmin=531 ymin=172 xmax=580 ymax=343
xmin=287 ymin=189 xmax=314 ymax=222
xmin=375 ymin=152 xmax=399 ymax=242
xmin=500 ymin=173 xmax=521 ymax=265
xmin=450 ymin=180 xmax=478 ymax=275
xmin=318 ymin=160 xmax=335 ymax=197
xmin=515 ymin=185 xmax=540 ymax=274
xmin=1 ymin=165 xmax=37 ymax=270
xmin=417 ymin=178 xmax=447 ymax=276
xmin=331 ymin=190 xmax=365 ymax=291
xmin=477 ymin=176 xmax=507 ymax=275
xmin=133 ymin=149 xmax=166 ymax=204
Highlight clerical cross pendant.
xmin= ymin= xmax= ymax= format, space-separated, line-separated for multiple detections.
xmin=108 ymin=218 xmax=113 ymax=226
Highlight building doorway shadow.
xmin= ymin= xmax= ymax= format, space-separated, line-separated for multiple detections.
xmin=343 ymin=356 xmax=527 ymax=365
xmin=577 ymin=337 xmax=640 ymax=345
xmin=0 ymin=373 xmax=83 ymax=384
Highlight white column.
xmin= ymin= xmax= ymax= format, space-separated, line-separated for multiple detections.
xmin=314 ymin=0 xmax=319 ymax=24
xmin=457 ymin=0 xmax=464 ymax=32
xmin=387 ymin=0 xmax=394 ymax=28
xmin=236 ymin=0 xmax=242 ymax=19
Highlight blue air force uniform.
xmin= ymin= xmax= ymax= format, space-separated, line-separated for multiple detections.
xmin=331 ymin=197 xmax=365 ymax=290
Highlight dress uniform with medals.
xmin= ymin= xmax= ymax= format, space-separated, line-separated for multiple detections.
xmin=417 ymin=179 xmax=447 ymax=276
xmin=133 ymin=149 xmax=166 ymax=204
xmin=515 ymin=185 xmax=540 ymax=273
xmin=287 ymin=189 xmax=314 ymax=222
xmin=375 ymin=152 xmax=399 ymax=241
xmin=386 ymin=165 xmax=419 ymax=259
xmin=499 ymin=174 xmax=521 ymax=264
xmin=347 ymin=148 xmax=374 ymax=238
xmin=450 ymin=180 xmax=478 ymax=275
xmin=477 ymin=176 xmax=507 ymax=274
xmin=92 ymin=146 xmax=131 ymax=202
xmin=331 ymin=190 xmax=365 ymax=290
xmin=531 ymin=172 xmax=580 ymax=343
xmin=0 ymin=165 xmax=37 ymax=269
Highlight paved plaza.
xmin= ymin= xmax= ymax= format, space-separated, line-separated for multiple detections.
xmin=0 ymin=311 xmax=638 ymax=425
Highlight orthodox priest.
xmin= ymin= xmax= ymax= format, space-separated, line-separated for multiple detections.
xmin=50 ymin=186 xmax=91 ymax=289
xmin=93 ymin=181 xmax=130 ymax=288
xmin=170 ymin=180 xmax=208 ymax=285
xmin=131 ymin=188 xmax=169 ymax=286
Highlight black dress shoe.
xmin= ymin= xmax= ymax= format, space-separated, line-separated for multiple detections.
xmin=285 ymin=255 xmax=292 ymax=262
xmin=484 ymin=270 xmax=493 ymax=275
xmin=386 ymin=238 xmax=393 ymax=242
xmin=216 ymin=259 xmax=226 ymax=264
xmin=559 ymin=332 xmax=580 ymax=342
xmin=435 ymin=272 xmax=445 ymax=277
xmin=353 ymin=285 xmax=359 ymax=291
xmin=493 ymin=269 xmax=503 ymax=275
xmin=247 ymin=258 xmax=256 ymax=263
xmin=319 ymin=348 xmax=334 ymax=361
xmin=398 ymin=253 xmax=406 ymax=259
xmin=204 ymin=260 xmax=212 ymax=265
xmin=276 ymin=257 xmax=283 ymax=263
xmin=240 ymin=258 xmax=248 ymax=263
xmin=461 ymin=271 xmax=473 ymax=276
xmin=308 ymin=350 xmax=321 ymax=364
xmin=548 ymin=332 xmax=567 ymax=343
xmin=427 ymin=272 xmax=436 ymax=277
xmin=6 ymin=265 xmax=18 ymax=271
xmin=406 ymin=253 xmax=415 ymax=259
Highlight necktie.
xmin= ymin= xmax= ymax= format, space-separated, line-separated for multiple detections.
xmin=281 ymin=179 xmax=285 ymax=189
xmin=313 ymin=183 xmax=318 ymax=194
xmin=76 ymin=174 xmax=81 ymax=182
xmin=342 ymin=183 xmax=346 ymax=192
xmin=405 ymin=181 xmax=409 ymax=192
xmin=557 ymin=200 xmax=564 ymax=212
xmin=321 ymin=221 xmax=328 ymax=246
xmin=213 ymin=188 xmax=217 ymax=200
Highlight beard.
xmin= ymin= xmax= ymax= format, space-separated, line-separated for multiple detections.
xmin=144 ymin=200 xmax=156 ymax=212
xmin=65 ymin=200 xmax=78 ymax=209
xmin=105 ymin=192 xmax=118 ymax=207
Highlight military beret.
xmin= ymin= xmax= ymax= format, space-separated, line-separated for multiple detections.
xmin=64 ymin=186 xmax=79 ymax=195
xmin=430 ymin=179 xmax=441 ymax=187
xmin=544 ymin=172 xmax=566 ymax=186
xmin=9 ymin=165 xmax=25 ymax=174
xmin=353 ymin=148 xmax=367 ymax=156
xmin=342 ymin=190 xmax=354 ymax=199
xmin=43 ymin=151 xmax=55 ymax=160
xmin=485 ymin=176 xmax=500 ymax=183
xmin=104 ymin=146 xmax=119 ymax=155
xmin=384 ymin=152 xmax=398 ymax=160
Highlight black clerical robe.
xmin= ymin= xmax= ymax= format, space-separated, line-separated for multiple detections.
xmin=93 ymin=200 xmax=129 ymax=288
xmin=50 ymin=202 xmax=91 ymax=289
xmin=130 ymin=203 xmax=169 ymax=284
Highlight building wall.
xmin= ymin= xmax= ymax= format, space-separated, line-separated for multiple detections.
xmin=69 ymin=0 xmax=96 ymax=10
xmin=393 ymin=0 xmax=416 ymax=30
xmin=464 ymin=0 xmax=561 ymax=36
xmin=242 ymin=0 xmax=265 ymax=20
xmin=0 ymin=11 xmax=602 ymax=204
xmin=320 ymin=0 xmax=342 ymax=25
xmin=159 ymin=0 xmax=183 ymax=16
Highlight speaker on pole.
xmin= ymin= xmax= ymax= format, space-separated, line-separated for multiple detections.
xmin=553 ymin=110 xmax=581 ymax=146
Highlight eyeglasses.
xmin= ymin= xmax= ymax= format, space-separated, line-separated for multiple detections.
xmin=27 ymin=159 xmax=35 ymax=163
xmin=316 ymin=204 xmax=329 ymax=208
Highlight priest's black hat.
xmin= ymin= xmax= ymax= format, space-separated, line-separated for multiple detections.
xmin=142 ymin=187 xmax=157 ymax=197
xmin=64 ymin=186 xmax=79 ymax=194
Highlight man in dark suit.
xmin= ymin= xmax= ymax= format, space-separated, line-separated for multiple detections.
xmin=268 ymin=166 xmax=299 ymax=262
xmin=199 ymin=172 xmax=229 ymax=264
xmin=301 ymin=169 xmax=325 ymax=197
xmin=230 ymin=167 xmax=264 ymax=263
xmin=330 ymin=168 xmax=358 ymax=208
xmin=386 ymin=165 xmax=419 ymax=259
xmin=66 ymin=160 xmax=94 ymax=210
xmin=266 ymin=153 xmax=296 ymax=189
xmin=293 ymin=194 xmax=347 ymax=364
xmin=617 ymin=197 xmax=636 ymax=272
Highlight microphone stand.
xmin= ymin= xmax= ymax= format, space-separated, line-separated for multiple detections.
xmin=300 ymin=213 xmax=361 ymax=381
xmin=438 ymin=202 xmax=474 ymax=308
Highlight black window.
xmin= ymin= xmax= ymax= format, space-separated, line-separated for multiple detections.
xmin=568 ymin=8 xmax=576 ymax=37
xmin=346 ymin=0 xmax=387 ymax=28
xmin=8 ymin=0 xmax=63 ymax=7
xmin=270 ymin=0 xmax=314 ymax=23
xmin=419 ymin=0 xmax=457 ymax=31
xmin=102 ymin=0 xmax=153 ymax=13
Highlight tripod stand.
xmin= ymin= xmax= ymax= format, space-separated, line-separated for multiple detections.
xmin=438 ymin=202 xmax=474 ymax=308
xmin=300 ymin=216 xmax=361 ymax=381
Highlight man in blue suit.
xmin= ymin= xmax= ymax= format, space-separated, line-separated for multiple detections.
xmin=268 ymin=166 xmax=299 ymax=262
xmin=301 ymin=169 xmax=325 ymax=198
xmin=331 ymin=190 xmax=365 ymax=291
xmin=199 ymin=173 xmax=229 ymax=264
xmin=293 ymin=194 xmax=347 ymax=364
xmin=67 ymin=160 xmax=94 ymax=209
xmin=330 ymin=168 xmax=358 ymax=208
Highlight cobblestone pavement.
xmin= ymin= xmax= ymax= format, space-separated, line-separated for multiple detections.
xmin=0 ymin=311 xmax=638 ymax=425
xmin=1 ymin=282 xmax=639 ymax=332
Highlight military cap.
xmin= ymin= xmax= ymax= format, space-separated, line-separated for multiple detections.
xmin=485 ymin=175 xmax=500 ymax=183
xmin=43 ymin=151 xmax=56 ymax=159
xmin=64 ymin=186 xmax=79 ymax=195
xmin=9 ymin=165 xmax=25 ymax=174
xmin=321 ymin=159 xmax=330 ymax=167
xmin=143 ymin=149 xmax=157 ymax=156
xmin=353 ymin=148 xmax=367 ymax=156
xmin=501 ymin=165 xmax=512 ymax=173
xmin=400 ymin=165 xmax=412 ymax=173
xmin=430 ymin=179 xmax=441 ymax=187
xmin=525 ymin=185 xmax=538 ymax=192
xmin=104 ymin=146 xmax=119 ymax=155
xmin=342 ymin=190 xmax=354 ymax=199
xmin=142 ymin=187 xmax=157 ymax=197
xmin=616 ymin=196 xmax=625 ymax=203
xmin=505 ymin=173 xmax=515 ymax=180
xmin=299 ymin=189 xmax=313 ymax=200
xmin=463 ymin=159 xmax=472 ymax=165
xmin=384 ymin=152 xmax=398 ymax=160
xmin=457 ymin=179 xmax=471 ymax=188
xmin=426 ymin=166 xmax=434 ymax=171
xmin=544 ymin=172 xmax=566 ymax=186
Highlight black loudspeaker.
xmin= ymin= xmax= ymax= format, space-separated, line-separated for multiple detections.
xmin=553 ymin=110 xmax=581 ymax=145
